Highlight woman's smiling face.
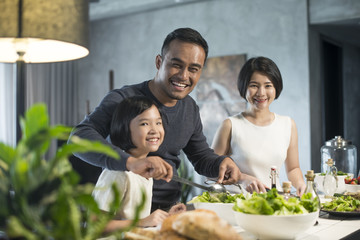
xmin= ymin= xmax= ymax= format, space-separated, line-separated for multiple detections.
xmin=129 ymin=105 xmax=164 ymax=157
xmin=246 ymin=71 xmax=276 ymax=110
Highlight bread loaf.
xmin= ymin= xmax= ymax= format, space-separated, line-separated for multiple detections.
xmin=171 ymin=210 xmax=242 ymax=240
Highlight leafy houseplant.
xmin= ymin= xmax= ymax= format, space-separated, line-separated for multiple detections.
xmin=0 ymin=103 xmax=144 ymax=240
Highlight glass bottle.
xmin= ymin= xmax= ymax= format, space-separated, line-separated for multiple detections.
xmin=305 ymin=170 xmax=320 ymax=208
xmin=322 ymin=158 xmax=338 ymax=198
xmin=282 ymin=181 xmax=292 ymax=201
xmin=270 ymin=166 xmax=277 ymax=189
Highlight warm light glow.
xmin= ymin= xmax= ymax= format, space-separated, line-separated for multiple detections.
xmin=0 ymin=38 xmax=89 ymax=63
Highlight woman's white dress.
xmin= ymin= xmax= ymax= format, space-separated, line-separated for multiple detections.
xmin=227 ymin=113 xmax=291 ymax=192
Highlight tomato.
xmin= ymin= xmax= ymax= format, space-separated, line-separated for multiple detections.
xmin=357 ymin=176 xmax=360 ymax=183
xmin=344 ymin=177 xmax=352 ymax=184
xmin=350 ymin=181 xmax=357 ymax=185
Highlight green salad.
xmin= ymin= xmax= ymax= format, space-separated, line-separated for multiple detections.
xmin=321 ymin=195 xmax=360 ymax=212
xmin=188 ymin=191 xmax=245 ymax=203
xmin=233 ymin=189 xmax=319 ymax=215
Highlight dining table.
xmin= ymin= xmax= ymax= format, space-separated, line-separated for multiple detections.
xmin=99 ymin=194 xmax=360 ymax=240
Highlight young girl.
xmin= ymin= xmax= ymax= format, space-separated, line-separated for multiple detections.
xmin=212 ymin=57 xmax=306 ymax=196
xmin=92 ymin=96 xmax=185 ymax=232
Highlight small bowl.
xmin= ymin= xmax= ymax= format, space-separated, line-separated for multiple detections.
xmin=234 ymin=210 xmax=319 ymax=239
xmin=192 ymin=202 xmax=236 ymax=225
xmin=314 ymin=173 xmax=353 ymax=194
xmin=344 ymin=183 xmax=360 ymax=193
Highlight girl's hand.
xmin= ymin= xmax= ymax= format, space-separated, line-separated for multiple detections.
xmin=168 ymin=203 xmax=186 ymax=215
xmin=138 ymin=209 xmax=169 ymax=227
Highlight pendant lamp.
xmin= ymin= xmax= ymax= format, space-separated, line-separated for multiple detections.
xmin=0 ymin=0 xmax=89 ymax=141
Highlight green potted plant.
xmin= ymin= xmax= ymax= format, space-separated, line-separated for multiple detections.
xmin=0 ymin=103 xmax=144 ymax=240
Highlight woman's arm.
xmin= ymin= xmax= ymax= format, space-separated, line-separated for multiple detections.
xmin=211 ymin=119 xmax=232 ymax=155
xmin=285 ymin=118 xmax=306 ymax=196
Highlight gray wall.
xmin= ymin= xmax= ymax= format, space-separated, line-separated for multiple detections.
xmin=77 ymin=0 xmax=311 ymax=180
xmin=343 ymin=45 xmax=360 ymax=154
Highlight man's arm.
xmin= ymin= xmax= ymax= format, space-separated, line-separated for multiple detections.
xmin=69 ymin=90 xmax=129 ymax=170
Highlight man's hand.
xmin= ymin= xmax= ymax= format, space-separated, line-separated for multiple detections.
xmin=217 ymin=157 xmax=241 ymax=185
xmin=126 ymin=156 xmax=173 ymax=182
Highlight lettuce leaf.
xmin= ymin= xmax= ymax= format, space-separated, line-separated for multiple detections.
xmin=233 ymin=189 xmax=319 ymax=215
xmin=188 ymin=191 xmax=244 ymax=203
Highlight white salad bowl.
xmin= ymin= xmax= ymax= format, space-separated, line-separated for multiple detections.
xmin=234 ymin=210 xmax=319 ymax=239
xmin=192 ymin=202 xmax=236 ymax=225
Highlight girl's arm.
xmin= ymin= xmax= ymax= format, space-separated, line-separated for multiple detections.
xmin=104 ymin=209 xmax=169 ymax=233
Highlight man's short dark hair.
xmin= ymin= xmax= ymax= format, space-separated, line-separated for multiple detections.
xmin=237 ymin=56 xmax=283 ymax=100
xmin=161 ymin=27 xmax=209 ymax=63
xmin=110 ymin=96 xmax=161 ymax=152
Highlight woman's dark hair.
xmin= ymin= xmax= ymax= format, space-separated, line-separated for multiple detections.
xmin=161 ymin=27 xmax=209 ymax=63
xmin=110 ymin=96 xmax=161 ymax=152
xmin=237 ymin=56 xmax=283 ymax=100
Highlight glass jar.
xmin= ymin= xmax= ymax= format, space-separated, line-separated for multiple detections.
xmin=321 ymin=136 xmax=357 ymax=176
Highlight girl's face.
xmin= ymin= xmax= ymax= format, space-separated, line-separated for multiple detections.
xmin=129 ymin=105 xmax=164 ymax=157
xmin=246 ymin=71 xmax=276 ymax=110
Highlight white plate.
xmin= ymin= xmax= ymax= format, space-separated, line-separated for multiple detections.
xmin=344 ymin=183 xmax=360 ymax=193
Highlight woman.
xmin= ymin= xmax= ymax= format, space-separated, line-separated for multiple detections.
xmin=212 ymin=56 xmax=306 ymax=196
xmin=92 ymin=96 xmax=185 ymax=233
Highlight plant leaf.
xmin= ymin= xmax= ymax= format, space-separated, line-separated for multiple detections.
xmin=0 ymin=142 xmax=15 ymax=166
xmin=6 ymin=216 xmax=38 ymax=240
xmin=20 ymin=103 xmax=49 ymax=140
xmin=58 ymin=136 xmax=119 ymax=160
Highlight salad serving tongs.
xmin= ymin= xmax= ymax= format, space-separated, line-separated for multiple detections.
xmin=205 ymin=177 xmax=245 ymax=194
xmin=172 ymin=175 xmax=226 ymax=193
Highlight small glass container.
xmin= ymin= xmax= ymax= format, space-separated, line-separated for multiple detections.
xmin=269 ymin=166 xmax=277 ymax=189
xmin=304 ymin=170 xmax=321 ymax=208
xmin=282 ymin=181 xmax=292 ymax=201
xmin=322 ymin=158 xmax=338 ymax=198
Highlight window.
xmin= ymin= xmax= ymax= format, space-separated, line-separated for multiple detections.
xmin=0 ymin=63 xmax=15 ymax=146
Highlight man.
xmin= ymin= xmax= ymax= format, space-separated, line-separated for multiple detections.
xmin=70 ymin=28 xmax=241 ymax=211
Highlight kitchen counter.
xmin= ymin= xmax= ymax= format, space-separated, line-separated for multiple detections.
xmin=99 ymin=210 xmax=360 ymax=240
xmin=100 ymin=195 xmax=360 ymax=240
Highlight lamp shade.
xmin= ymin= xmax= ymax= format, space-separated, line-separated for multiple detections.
xmin=0 ymin=0 xmax=89 ymax=63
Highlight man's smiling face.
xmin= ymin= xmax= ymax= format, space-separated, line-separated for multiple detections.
xmin=154 ymin=39 xmax=206 ymax=105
